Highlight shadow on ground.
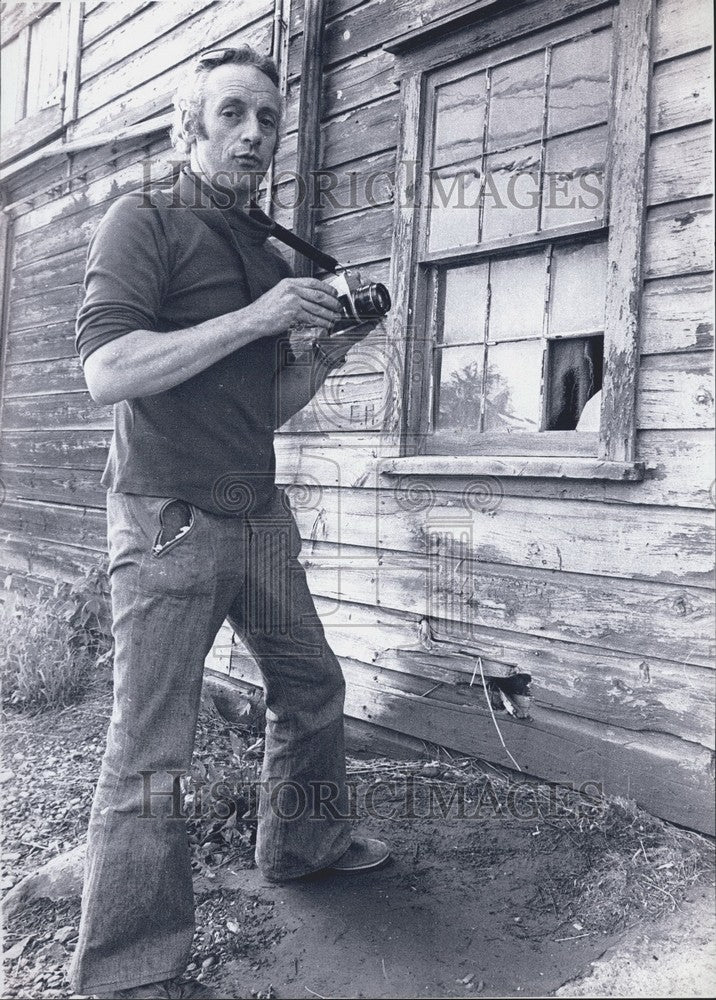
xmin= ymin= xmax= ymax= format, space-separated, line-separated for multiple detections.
xmin=2 ymin=685 xmax=714 ymax=999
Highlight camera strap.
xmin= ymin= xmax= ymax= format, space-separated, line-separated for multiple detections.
xmin=248 ymin=201 xmax=342 ymax=274
xmin=268 ymin=220 xmax=342 ymax=274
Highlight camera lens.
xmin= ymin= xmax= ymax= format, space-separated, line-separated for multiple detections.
xmin=353 ymin=282 xmax=391 ymax=319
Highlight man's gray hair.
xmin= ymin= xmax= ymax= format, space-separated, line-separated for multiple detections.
xmin=171 ymin=44 xmax=282 ymax=157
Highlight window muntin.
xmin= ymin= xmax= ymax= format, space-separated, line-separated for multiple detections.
xmin=427 ymin=236 xmax=608 ymax=452
xmin=424 ymin=22 xmax=613 ymax=253
xmin=417 ymin=6 xmax=615 ymax=454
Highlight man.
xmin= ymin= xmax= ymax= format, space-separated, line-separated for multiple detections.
xmin=69 ymin=45 xmax=389 ymax=1000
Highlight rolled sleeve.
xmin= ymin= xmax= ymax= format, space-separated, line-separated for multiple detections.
xmin=75 ymin=193 xmax=170 ymax=365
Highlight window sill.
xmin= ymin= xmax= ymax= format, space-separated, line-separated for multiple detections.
xmin=380 ymin=455 xmax=646 ymax=482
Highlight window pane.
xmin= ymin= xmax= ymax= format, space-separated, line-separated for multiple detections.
xmin=550 ymin=240 xmax=608 ymax=334
xmin=442 ymin=263 xmax=489 ymax=345
xmin=482 ymin=143 xmax=540 ymax=242
xmin=489 ymin=251 xmax=546 ymax=342
xmin=428 ymin=166 xmax=482 ymax=252
xmin=435 ymin=343 xmax=484 ymax=439
xmin=483 ymin=339 xmax=543 ymax=432
xmin=548 ymin=29 xmax=612 ymax=136
xmin=26 ymin=7 xmax=63 ymax=116
xmin=541 ymin=125 xmax=607 ymax=229
xmin=1 ymin=38 xmax=23 ymax=131
xmin=488 ymin=51 xmax=545 ymax=151
xmin=433 ymin=71 xmax=486 ymax=169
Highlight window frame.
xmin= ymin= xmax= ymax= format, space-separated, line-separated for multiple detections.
xmin=0 ymin=2 xmax=83 ymax=165
xmin=382 ymin=0 xmax=654 ymax=480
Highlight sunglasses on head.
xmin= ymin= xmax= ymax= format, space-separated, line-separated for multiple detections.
xmin=195 ymin=47 xmax=243 ymax=68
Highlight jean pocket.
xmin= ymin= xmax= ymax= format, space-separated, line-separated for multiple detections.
xmin=137 ymin=497 xmax=214 ymax=595
xmin=151 ymin=498 xmax=195 ymax=558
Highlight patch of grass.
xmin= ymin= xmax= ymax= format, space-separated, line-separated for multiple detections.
xmin=0 ymin=561 xmax=113 ymax=714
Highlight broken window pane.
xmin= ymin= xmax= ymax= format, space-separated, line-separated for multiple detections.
xmin=482 ymin=144 xmax=541 ymax=241
xmin=433 ymin=71 xmax=487 ymax=169
xmin=442 ymin=263 xmax=489 ymax=345
xmin=548 ymin=28 xmax=612 ymax=136
xmin=428 ymin=165 xmax=482 ymax=251
xmin=434 ymin=343 xmax=484 ymax=438
xmin=550 ymin=240 xmax=608 ymax=334
xmin=488 ymin=51 xmax=545 ymax=152
xmin=483 ymin=339 xmax=543 ymax=432
xmin=489 ymin=250 xmax=546 ymax=342
xmin=541 ymin=125 xmax=607 ymax=229
xmin=545 ymin=334 xmax=604 ymax=429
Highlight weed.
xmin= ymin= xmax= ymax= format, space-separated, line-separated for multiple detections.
xmin=0 ymin=561 xmax=113 ymax=714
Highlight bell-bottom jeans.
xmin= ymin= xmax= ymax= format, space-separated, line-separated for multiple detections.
xmin=69 ymin=488 xmax=351 ymax=994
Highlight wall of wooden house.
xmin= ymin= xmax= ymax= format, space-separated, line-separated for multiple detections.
xmin=0 ymin=0 xmax=713 ymax=832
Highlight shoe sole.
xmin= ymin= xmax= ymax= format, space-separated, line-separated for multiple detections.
xmin=327 ymin=851 xmax=391 ymax=873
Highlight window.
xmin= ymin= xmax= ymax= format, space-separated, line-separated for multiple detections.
xmin=0 ymin=3 xmax=81 ymax=163
xmin=385 ymin=0 xmax=652 ymax=476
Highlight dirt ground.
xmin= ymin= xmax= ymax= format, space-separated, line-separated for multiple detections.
xmin=1 ymin=678 xmax=714 ymax=999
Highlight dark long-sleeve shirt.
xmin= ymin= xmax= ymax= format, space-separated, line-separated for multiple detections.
xmin=76 ymin=167 xmax=294 ymax=515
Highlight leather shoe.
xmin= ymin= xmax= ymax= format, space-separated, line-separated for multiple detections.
xmin=327 ymin=836 xmax=391 ymax=873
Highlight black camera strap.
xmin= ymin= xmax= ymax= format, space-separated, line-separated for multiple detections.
xmin=248 ymin=201 xmax=342 ymax=274
xmin=268 ymin=220 xmax=342 ymax=274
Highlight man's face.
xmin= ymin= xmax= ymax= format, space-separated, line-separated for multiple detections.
xmin=188 ymin=63 xmax=281 ymax=200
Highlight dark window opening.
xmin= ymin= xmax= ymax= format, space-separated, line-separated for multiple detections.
xmin=545 ymin=334 xmax=603 ymax=430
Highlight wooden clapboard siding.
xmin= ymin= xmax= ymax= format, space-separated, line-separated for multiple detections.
xmin=0 ymin=2 xmax=56 ymax=42
xmin=7 ymin=319 xmax=82 ymax=365
xmin=81 ymin=2 xmax=214 ymax=83
xmin=7 ymin=284 xmax=85 ymax=333
xmin=0 ymin=0 xmax=713 ymax=833
xmin=284 ymin=487 xmax=715 ymax=587
xmin=2 ymin=460 xmax=714 ymax=587
xmin=226 ymin=645 xmax=714 ymax=833
xmin=650 ymin=48 xmax=712 ymax=134
xmin=648 ymin=123 xmax=713 ymax=207
xmin=644 ymin=197 xmax=714 ymax=280
xmin=11 ymin=147 xmax=174 ymax=239
xmin=640 ymin=273 xmax=714 ymax=355
xmin=0 ymin=466 xmax=107 ymax=509
xmin=1 ymin=426 xmax=714 ymax=510
xmin=1 ymin=391 xmax=112 ymax=431
xmin=0 ymin=533 xmax=104 ymax=586
xmin=3 ymin=357 xmax=87 ymax=397
xmin=653 ymin=0 xmax=713 ymax=61
xmin=297 ymin=542 xmax=714 ymax=666
xmin=74 ymin=5 xmax=275 ymax=138
xmin=1 ymin=428 xmax=113 ymax=469
xmin=81 ymin=1 xmax=153 ymax=49
xmin=305 ymin=597 xmax=716 ymax=748
xmin=77 ymin=1 xmax=270 ymax=119
xmin=3 ymin=119 xmax=171 ymax=207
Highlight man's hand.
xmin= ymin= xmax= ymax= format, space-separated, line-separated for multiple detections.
xmin=250 ymin=277 xmax=342 ymax=336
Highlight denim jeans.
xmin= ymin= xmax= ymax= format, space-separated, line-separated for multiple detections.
xmin=69 ymin=489 xmax=351 ymax=994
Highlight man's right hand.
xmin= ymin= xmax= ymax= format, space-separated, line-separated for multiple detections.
xmin=249 ymin=277 xmax=342 ymax=335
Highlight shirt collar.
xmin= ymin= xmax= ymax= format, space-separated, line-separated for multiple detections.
xmin=175 ymin=166 xmax=275 ymax=247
